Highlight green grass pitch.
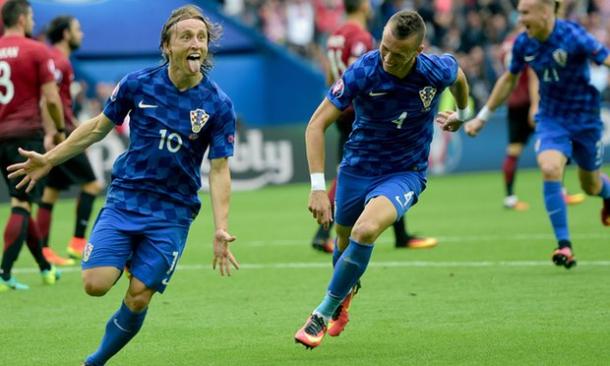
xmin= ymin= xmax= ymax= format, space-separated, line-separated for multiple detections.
xmin=1 ymin=167 xmax=609 ymax=365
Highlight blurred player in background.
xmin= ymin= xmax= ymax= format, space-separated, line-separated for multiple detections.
xmin=9 ymin=5 xmax=239 ymax=364
xmin=296 ymin=10 xmax=470 ymax=349
xmin=311 ymin=0 xmax=438 ymax=253
xmin=37 ymin=15 xmax=102 ymax=266
xmin=499 ymin=0 xmax=585 ymax=211
xmin=465 ymin=0 xmax=610 ymax=269
xmin=0 ymin=0 xmax=62 ymax=291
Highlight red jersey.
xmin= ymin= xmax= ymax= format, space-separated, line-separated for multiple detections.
xmin=48 ymin=46 xmax=75 ymax=130
xmin=501 ymin=34 xmax=530 ymax=108
xmin=326 ymin=21 xmax=373 ymax=82
xmin=0 ymin=35 xmax=55 ymax=140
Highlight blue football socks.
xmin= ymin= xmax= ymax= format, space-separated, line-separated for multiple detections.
xmin=86 ymin=301 xmax=147 ymax=365
xmin=314 ymin=238 xmax=373 ymax=321
xmin=543 ymin=181 xmax=569 ymax=243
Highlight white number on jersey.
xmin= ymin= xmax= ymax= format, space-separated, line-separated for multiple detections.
xmin=395 ymin=191 xmax=414 ymax=208
xmin=391 ymin=111 xmax=408 ymax=129
xmin=543 ymin=68 xmax=560 ymax=82
xmin=158 ymin=129 xmax=183 ymax=153
xmin=0 ymin=61 xmax=15 ymax=104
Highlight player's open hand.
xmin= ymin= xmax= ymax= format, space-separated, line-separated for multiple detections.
xmin=6 ymin=148 xmax=53 ymax=193
xmin=308 ymin=190 xmax=332 ymax=229
xmin=435 ymin=111 xmax=463 ymax=133
xmin=212 ymin=229 xmax=239 ymax=276
xmin=464 ymin=118 xmax=486 ymax=137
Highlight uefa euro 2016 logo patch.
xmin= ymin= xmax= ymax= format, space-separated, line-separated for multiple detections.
xmin=83 ymin=242 xmax=94 ymax=262
xmin=419 ymin=86 xmax=436 ymax=111
xmin=332 ymin=79 xmax=345 ymax=98
xmin=190 ymin=108 xmax=209 ymax=134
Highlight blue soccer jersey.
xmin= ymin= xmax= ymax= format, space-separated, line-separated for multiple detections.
xmin=103 ymin=64 xmax=236 ymax=224
xmin=327 ymin=50 xmax=458 ymax=176
xmin=510 ymin=20 xmax=609 ymax=123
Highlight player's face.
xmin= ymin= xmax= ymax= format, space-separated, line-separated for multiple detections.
xmin=68 ymin=19 xmax=84 ymax=51
xmin=24 ymin=7 xmax=34 ymax=37
xmin=166 ymin=18 xmax=208 ymax=76
xmin=518 ymin=0 xmax=551 ymax=39
xmin=379 ymin=26 xmax=423 ymax=77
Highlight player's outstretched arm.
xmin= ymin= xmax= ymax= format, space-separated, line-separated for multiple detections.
xmin=464 ymin=71 xmax=519 ymax=137
xmin=209 ymin=157 xmax=239 ymax=277
xmin=305 ymin=98 xmax=341 ymax=229
xmin=7 ymin=113 xmax=115 ymax=192
xmin=436 ymin=67 xmax=471 ymax=132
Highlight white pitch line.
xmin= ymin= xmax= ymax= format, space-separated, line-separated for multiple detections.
xmin=12 ymin=259 xmax=610 ymax=275
xmin=245 ymin=232 xmax=609 ymax=247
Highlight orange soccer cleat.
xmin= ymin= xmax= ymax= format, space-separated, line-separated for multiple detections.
xmin=563 ymin=192 xmax=586 ymax=205
xmin=42 ymin=247 xmax=75 ymax=266
xmin=397 ymin=236 xmax=438 ymax=249
xmin=295 ymin=314 xmax=327 ymax=349
xmin=67 ymin=237 xmax=87 ymax=259
xmin=327 ymin=281 xmax=361 ymax=337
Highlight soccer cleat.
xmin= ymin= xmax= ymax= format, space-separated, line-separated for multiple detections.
xmin=601 ymin=200 xmax=610 ymax=227
xmin=67 ymin=237 xmax=87 ymax=259
xmin=294 ymin=314 xmax=327 ymax=349
xmin=503 ymin=195 xmax=529 ymax=211
xmin=42 ymin=247 xmax=75 ymax=266
xmin=552 ymin=247 xmax=576 ymax=269
xmin=327 ymin=281 xmax=361 ymax=337
xmin=312 ymin=238 xmax=334 ymax=253
xmin=0 ymin=277 xmax=30 ymax=290
xmin=397 ymin=236 xmax=438 ymax=249
xmin=563 ymin=192 xmax=586 ymax=205
xmin=41 ymin=265 xmax=61 ymax=285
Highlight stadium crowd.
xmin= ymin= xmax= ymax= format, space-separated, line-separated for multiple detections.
xmin=214 ymin=0 xmax=610 ymax=107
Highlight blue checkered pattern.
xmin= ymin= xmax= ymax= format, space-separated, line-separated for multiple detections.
xmin=327 ymin=51 xmax=458 ymax=176
xmin=510 ymin=20 xmax=609 ymax=124
xmin=102 ymin=64 xmax=236 ymax=224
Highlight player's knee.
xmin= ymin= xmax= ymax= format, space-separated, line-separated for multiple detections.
xmin=351 ymin=221 xmax=380 ymax=243
xmin=82 ymin=279 xmax=111 ymax=297
xmin=124 ymin=293 xmax=151 ymax=312
xmin=539 ymin=162 xmax=562 ymax=180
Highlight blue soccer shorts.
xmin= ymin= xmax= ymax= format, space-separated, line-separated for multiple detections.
xmin=535 ymin=119 xmax=604 ymax=171
xmin=334 ymin=168 xmax=427 ymax=227
xmin=83 ymin=206 xmax=191 ymax=293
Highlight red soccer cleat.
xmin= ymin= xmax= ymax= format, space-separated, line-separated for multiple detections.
xmin=552 ymin=247 xmax=576 ymax=269
xmin=295 ymin=314 xmax=327 ymax=349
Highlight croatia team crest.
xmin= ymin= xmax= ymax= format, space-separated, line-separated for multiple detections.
xmin=190 ymin=108 xmax=209 ymax=133
xmin=552 ymin=49 xmax=567 ymax=67
xmin=419 ymin=86 xmax=437 ymax=110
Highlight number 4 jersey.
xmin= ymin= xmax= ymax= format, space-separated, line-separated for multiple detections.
xmin=327 ymin=50 xmax=458 ymax=176
xmin=0 ymin=35 xmax=55 ymax=141
xmin=103 ymin=64 xmax=236 ymax=224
